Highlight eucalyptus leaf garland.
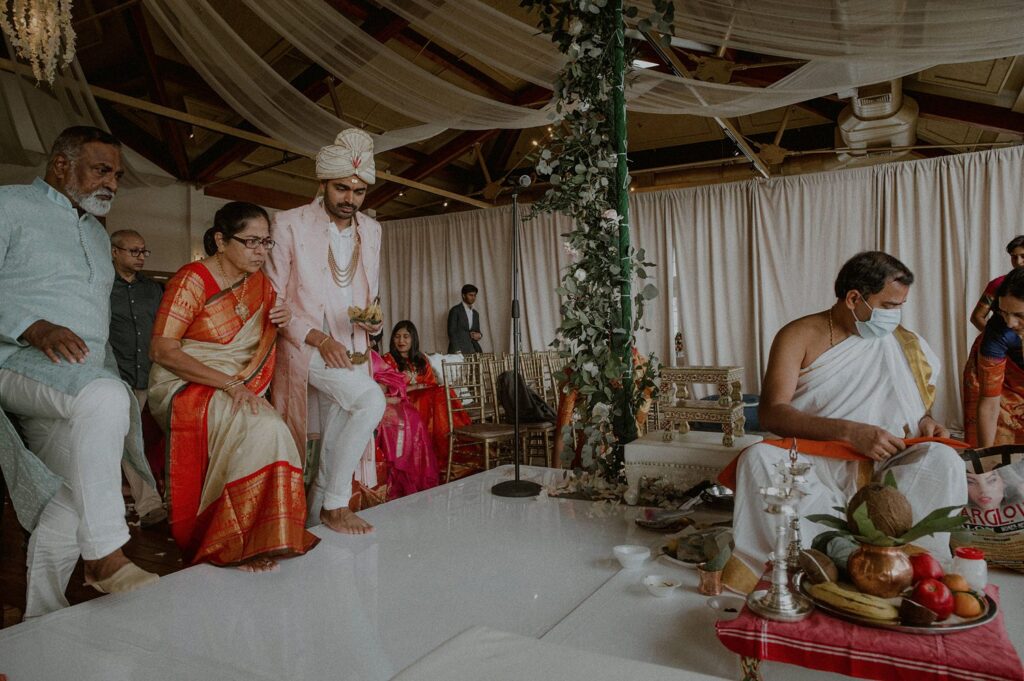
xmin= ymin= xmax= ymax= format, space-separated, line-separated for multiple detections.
xmin=520 ymin=0 xmax=662 ymax=480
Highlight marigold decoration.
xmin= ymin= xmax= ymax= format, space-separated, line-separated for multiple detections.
xmin=1 ymin=0 xmax=77 ymax=84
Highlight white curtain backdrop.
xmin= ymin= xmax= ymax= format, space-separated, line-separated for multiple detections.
xmin=381 ymin=145 xmax=1024 ymax=430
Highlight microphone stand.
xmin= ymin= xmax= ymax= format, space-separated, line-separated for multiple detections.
xmin=492 ymin=179 xmax=542 ymax=498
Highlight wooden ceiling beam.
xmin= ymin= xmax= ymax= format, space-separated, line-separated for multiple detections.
xmin=364 ymin=129 xmax=500 ymax=210
xmin=913 ymin=91 xmax=1024 ymax=136
xmin=490 ymin=129 xmax=523 ymax=174
xmin=126 ymin=5 xmax=191 ymax=180
xmin=100 ymin=104 xmax=180 ymax=177
xmin=203 ymin=180 xmax=311 ymax=211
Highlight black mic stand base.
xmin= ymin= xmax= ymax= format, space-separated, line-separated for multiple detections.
xmin=491 ymin=478 xmax=543 ymax=497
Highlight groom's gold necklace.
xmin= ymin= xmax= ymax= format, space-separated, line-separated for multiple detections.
xmin=328 ymin=229 xmax=361 ymax=287
xmin=827 ymin=308 xmax=834 ymax=347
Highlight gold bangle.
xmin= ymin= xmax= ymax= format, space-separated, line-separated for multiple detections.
xmin=221 ymin=378 xmax=243 ymax=391
xmin=318 ymin=336 xmax=332 ymax=348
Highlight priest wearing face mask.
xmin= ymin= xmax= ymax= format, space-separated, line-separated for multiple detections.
xmin=725 ymin=251 xmax=966 ymax=592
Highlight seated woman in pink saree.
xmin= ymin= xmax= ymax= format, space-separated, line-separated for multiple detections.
xmin=149 ymin=202 xmax=318 ymax=572
xmin=372 ymin=351 xmax=439 ymax=498
xmin=383 ymin=321 xmax=470 ymax=470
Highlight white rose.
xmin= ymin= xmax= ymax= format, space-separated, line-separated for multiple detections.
xmin=574 ymin=269 xmax=587 ymax=282
xmin=602 ymin=209 xmax=619 ymax=221
xmin=592 ymin=402 xmax=611 ymax=420
xmin=568 ymin=18 xmax=583 ymax=36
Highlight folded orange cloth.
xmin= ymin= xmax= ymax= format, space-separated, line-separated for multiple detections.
xmin=717 ymin=436 xmax=968 ymax=491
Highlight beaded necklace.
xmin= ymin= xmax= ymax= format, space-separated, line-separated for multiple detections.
xmin=215 ymin=253 xmax=249 ymax=318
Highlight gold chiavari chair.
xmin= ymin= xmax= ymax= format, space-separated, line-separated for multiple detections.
xmin=441 ymin=356 xmax=516 ymax=482
xmin=490 ymin=354 xmax=556 ymax=467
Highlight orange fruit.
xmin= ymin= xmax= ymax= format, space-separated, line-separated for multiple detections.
xmin=953 ymin=591 xmax=985 ymax=619
xmin=943 ymin=574 xmax=970 ymax=592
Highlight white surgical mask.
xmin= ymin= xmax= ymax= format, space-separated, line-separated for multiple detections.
xmin=852 ymin=299 xmax=901 ymax=339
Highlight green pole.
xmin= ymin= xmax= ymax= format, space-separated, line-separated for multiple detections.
xmin=612 ymin=0 xmax=637 ymax=444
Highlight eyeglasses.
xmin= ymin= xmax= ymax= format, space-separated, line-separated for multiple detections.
xmin=114 ymin=246 xmax=151 ymax=257
xmin=229 ymin=236 xmax=276 ymax=250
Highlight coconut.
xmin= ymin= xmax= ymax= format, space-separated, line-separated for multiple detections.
xmin=798 ymin=548 xmax=838 ymax=584
xmin=846 ymin=482 xmax=914 ymax=539
xmin=899 ymin=598 xmax=938 ymax=626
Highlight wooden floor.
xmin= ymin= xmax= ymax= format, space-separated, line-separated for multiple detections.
xmin=0 ymin=491 xmax=184 ymax=628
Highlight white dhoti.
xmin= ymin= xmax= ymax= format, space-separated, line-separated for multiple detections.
xmin=734 ymin=441 xmax=966 ymax=573
xmin=0 ymin=370 xmax=131 ymax=617
xmin=307 ymin=353 xmax=386 ymax=514
xmin=732 ymin=331 xmax=968 ymax=577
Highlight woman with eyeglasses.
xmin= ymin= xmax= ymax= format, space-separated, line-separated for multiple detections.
xmin=148 ymin=201 xmax=318 ymax=571
xmin=963 ymin=267 xmax=1024 ymax=447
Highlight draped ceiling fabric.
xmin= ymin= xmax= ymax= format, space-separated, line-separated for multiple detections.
xmin=381 ymin=146 xmax=1024 ymax=431
xmin=240 ymin=0 xmax=555 ymax=130
xmin=0 ymin=32 xmax=171 ymax=186
xmin=143 ymin=0 xmax=445 ymax=154
xmin=141 ymin=0 xmax=1024 ymax=145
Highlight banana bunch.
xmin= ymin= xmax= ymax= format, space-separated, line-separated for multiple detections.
xmin=348 ymin=301 xmax=382 ymax=324
xmin=808 ymin=582 xmax=899 ymax=621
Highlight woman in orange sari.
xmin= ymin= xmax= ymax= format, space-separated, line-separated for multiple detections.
xmin=149 ymin=202 xmax=318 ymax=572
xmin=964 ymin=268 xmax=1024 ymax=448
xmin=383 ymin=321 xmax=469 ymax=468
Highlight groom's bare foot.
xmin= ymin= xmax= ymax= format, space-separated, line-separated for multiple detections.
xmin=320 ymin=507 xmax=374 ymax=534
xmin=236 ymin=556 xmax=279 ymax=573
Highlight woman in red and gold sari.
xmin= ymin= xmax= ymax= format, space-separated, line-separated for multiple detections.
xmin=149 ymin=202 xmax=318 ymax=572
xmin=383 ymin=321 xmax=469 ymax=469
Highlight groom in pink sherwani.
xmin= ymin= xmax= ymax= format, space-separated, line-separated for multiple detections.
xmin=266 ymin=128 xmax=385 ymax=534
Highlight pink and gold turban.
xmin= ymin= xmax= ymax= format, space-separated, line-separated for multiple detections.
xmin=316 ymin=128 xmax=376 ymax=184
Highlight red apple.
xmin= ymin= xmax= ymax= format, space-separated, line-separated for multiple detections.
xmin=910 ymin=553 xmax=945 ymax=583
xmin=912 ymin=578 xmax=954 ymax=621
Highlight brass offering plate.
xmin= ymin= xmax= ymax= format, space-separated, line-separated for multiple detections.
xmin=795 ymin=572 xmax=997 ymax=635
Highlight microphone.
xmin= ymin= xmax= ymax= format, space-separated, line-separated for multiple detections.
xmin=510 ymin=174 xmax=532 ymax=194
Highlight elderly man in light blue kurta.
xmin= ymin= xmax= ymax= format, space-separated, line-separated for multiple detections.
xmin=0 ymin=126 xmax=159 ymax=617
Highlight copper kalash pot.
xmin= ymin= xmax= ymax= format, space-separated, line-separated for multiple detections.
xmin=847 ymin=544 xmax=913 ymax=598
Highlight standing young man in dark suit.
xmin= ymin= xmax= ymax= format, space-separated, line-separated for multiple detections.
xmin=447 ymin=284 xmax=483 ymax=354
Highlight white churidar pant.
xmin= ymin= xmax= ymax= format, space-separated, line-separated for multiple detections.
xmin=306 ymin=353 xmax=385 ymax=513
xmin=0 ymin=369 xmax=131 ymax=617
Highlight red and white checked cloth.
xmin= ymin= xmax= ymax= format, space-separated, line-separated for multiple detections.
xmin=716 ymin=583 xmax=1023 ymax=681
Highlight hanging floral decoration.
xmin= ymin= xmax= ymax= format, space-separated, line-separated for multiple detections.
xmin=0 ymin=0 xmax=78 ymax=84
xmin=520 ymin=0 xmax=665 ymax=480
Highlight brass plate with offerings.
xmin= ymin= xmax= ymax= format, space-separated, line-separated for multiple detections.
xmin=794 ymin=572 xmax=997 ymax=635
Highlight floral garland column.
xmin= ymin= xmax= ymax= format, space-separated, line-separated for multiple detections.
xmin=522 ymin=0 xmax=659 ymax=480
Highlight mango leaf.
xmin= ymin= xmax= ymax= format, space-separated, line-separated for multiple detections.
xmin=851 ymin=502 xmax=890 ymax=545
xmin=883 ymin=470 xmax=898 ymax=489
xmin=807 ymin=513 xmax=849 ymax=531
xmin=810 ymin=530 xmax=848 ymax=554
xmin=852 ymin=533 xmax=898 ymax=547
xmin=897 ymin=506 xmax=966 ymax=544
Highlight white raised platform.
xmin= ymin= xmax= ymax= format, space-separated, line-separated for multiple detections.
xmin=624 ymin=430 xmax=763 ymax=504
xmin=1 ymin=466 xmax=1020 ymax=681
